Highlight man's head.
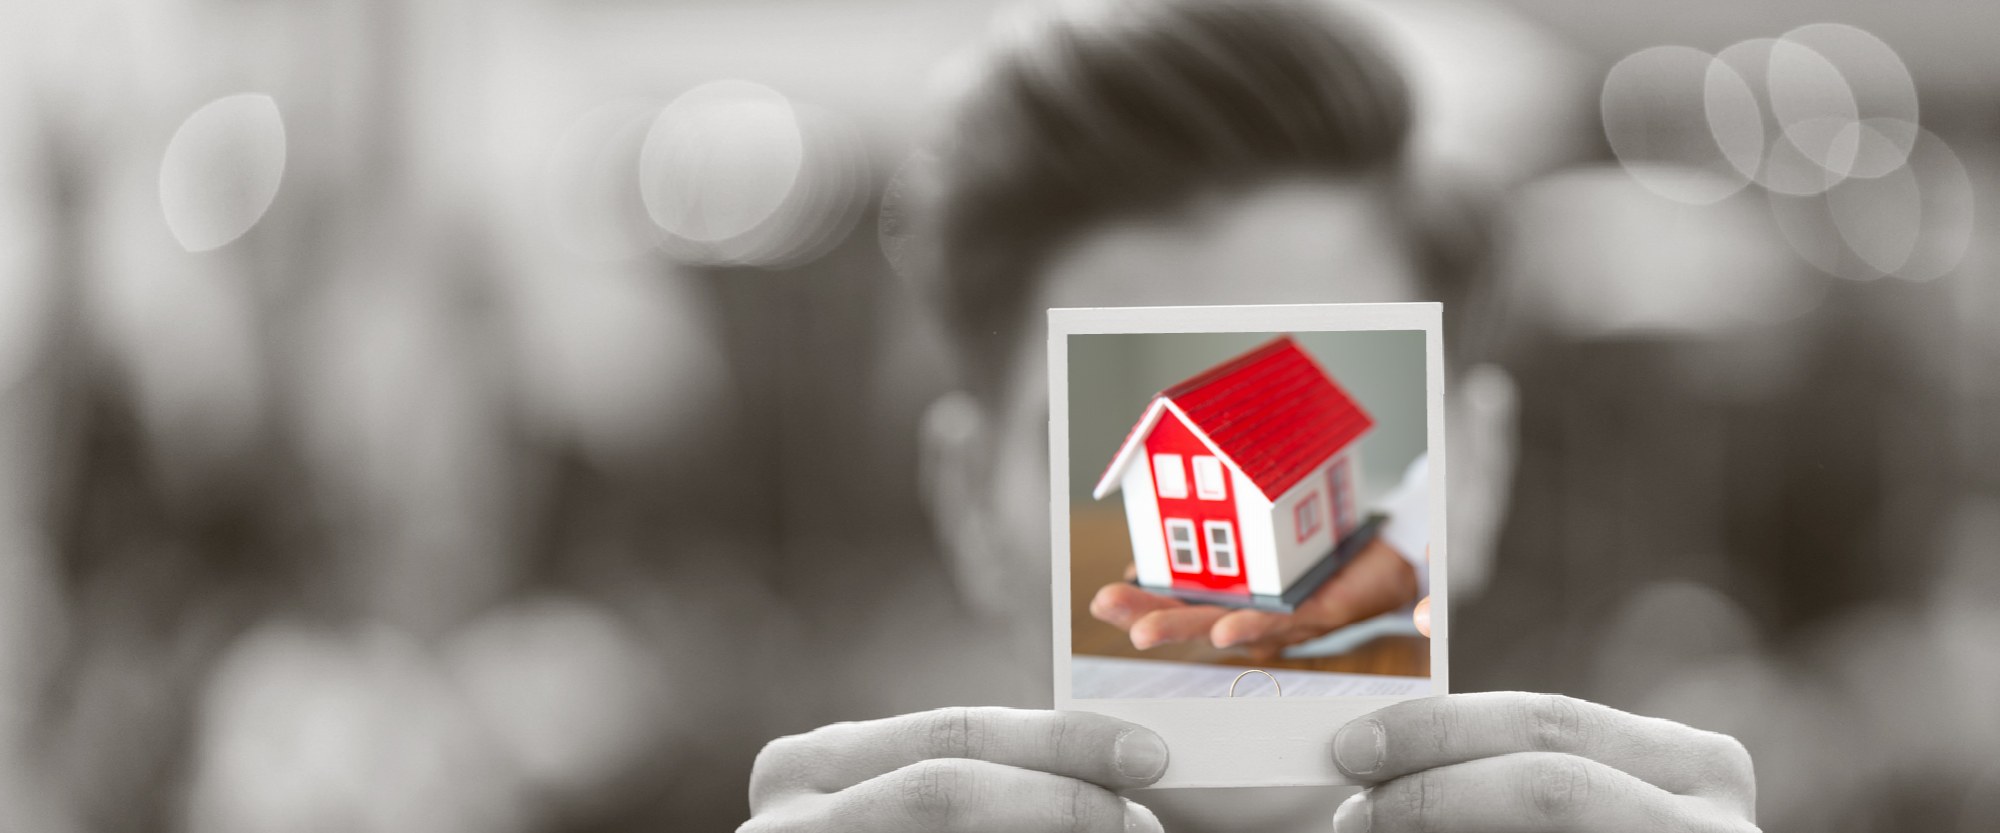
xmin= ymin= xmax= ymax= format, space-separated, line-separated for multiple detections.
xmin=924 ymin=0 xmax=1431 ymax=389
xmin=912 ymin=0 xmax=1512 ymax=626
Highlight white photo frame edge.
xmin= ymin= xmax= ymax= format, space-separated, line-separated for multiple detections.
xmin=1048 ymin=302 xmax=1448 ymax=789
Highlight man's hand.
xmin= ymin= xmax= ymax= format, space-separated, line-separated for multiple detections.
xmin=1331 ymin=692 xmax=1757 ymax=832
xmin=741 ymin=707 xmax=1168 ymax=833
xmin=1089 ymin=537 xmax=1421 ymax=660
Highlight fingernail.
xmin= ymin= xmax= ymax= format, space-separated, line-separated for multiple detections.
xmin=1413 ymin=602 xmax=1431 ymax=637
xmin=1332 ymin=791 xmax=1371 ymax=833
xmin=1333 ymin=719 xmax=1385 ymax=776
xmin=1124 ymin=799 xmax=1163 ymax=833
xmin=1114 ymin=728 xmax=1170 ymax=780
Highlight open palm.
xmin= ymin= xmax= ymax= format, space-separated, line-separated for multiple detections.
xmin=1088 ymin=537 xmax=1422 ymax=661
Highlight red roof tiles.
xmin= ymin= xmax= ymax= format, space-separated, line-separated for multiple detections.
xmin=1158 ymin=336 xmax=1373 ymax=500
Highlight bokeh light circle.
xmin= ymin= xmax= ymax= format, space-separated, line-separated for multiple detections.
xmin=1766 ymin=37 xmax=1860 ymax=181
xmin=1782 ymin=23 xmax=1920 ymax=179
xmin=1602 ymin=45 xmax=1754 ymax=204
xmin=746 ymin=103 xmax=870 ymax=269
xmin=1825 ymin=158 xmax=1922 ymax=277
xmin=639 ymin=80 xmax=804 ymax=245
xmin=1894 ymin=129 xmax=1975 ymax=282
xmin=1710 ymin=38 xmax=1843 ymax=196
xmin=1701 ymin=55 xmax=1766 ymax=182
xmin=1768 ymin=127 xmax=1973 ymax=282
xmin=158 ymin=93 xmax=287 ymax=252
xmin=638 ymin=80 xmax=866 ymax=269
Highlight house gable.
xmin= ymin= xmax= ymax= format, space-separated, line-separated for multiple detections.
xmin=1094 ymin=398 xmax=1261 ymax=502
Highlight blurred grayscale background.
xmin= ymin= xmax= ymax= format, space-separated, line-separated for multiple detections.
xmin=1 ymin=1 xmax=1997 ymax=831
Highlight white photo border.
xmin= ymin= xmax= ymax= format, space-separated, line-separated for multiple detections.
xmin=1049 ymin=302 xmax=1447 ymax=788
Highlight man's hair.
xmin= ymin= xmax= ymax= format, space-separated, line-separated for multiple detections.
xmin=918 ymin=0 xmax=1441 ymax=385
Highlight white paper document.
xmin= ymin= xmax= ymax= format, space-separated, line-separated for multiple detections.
xmin=1071 ymin=655 xmax=1430 ymax=699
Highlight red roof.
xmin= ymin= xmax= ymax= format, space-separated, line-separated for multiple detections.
xmin=1105 ymin=336 xmax=1372 ymax=501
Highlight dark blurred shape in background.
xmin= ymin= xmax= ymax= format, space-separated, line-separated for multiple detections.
xmin=0 ymin=1 xmax=1995 ymax=831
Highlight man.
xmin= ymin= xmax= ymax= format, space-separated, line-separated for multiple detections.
xmin=744 ymin=1 xmax=1756 ymax=830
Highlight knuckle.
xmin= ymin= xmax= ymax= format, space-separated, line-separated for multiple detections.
xmin=899 ymin=759 xmax=969 ymax=827
xmin=1520 ymin=754 xmax=1593 ymax=824
xmin=1424 ymin=699 xmax=1462 ymax=759
xmin=1420 ymin=770 xmax=1447 ymax=830
xmin=1052 ymin=776 xmax=1085 ymax=831
xmin=1052 ymin=775 xmax=1112 ymax=833
xmin=1045 ymin=712 xmax=1078 ymax=765
xmin=921 ymin=707 xmax=978 ymax=760
xmin=1525 ymin=694 xmax=1590 ymax=754
xmin=1386 ymin=771 xmax=1444 ymax=831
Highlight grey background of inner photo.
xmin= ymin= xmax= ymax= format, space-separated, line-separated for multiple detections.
xmin=1068 ymin=331 xmax=1426 ymax=506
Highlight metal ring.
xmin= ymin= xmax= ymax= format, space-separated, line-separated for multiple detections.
xmin=1227 ymin=669 xmax=1282 ymax=698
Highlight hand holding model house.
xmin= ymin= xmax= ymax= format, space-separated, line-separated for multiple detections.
xmin=1087 ymin=337 xmax=1426 ymax=658
xmin=1090 ymin=536 xmax=1423 ymax=659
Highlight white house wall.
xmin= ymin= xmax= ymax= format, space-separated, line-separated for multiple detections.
xmin=1120 ymin=458 xmax=1173 ymax=589
xmin=1233 ymin=469 xmax=1280 ymax=596
xmin=1267 ymin=452 xmax=1348 ymax=590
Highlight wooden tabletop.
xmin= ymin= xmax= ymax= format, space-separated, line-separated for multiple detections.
xmin=1070 ymin=507 xmax=1429 ymax=676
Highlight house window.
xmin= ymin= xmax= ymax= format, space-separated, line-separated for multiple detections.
xmin=1192 ymin=455 xmax=1226 ymax=500
xmin=1152 ymin=454 xmax=1187 ymax=499
xmin=1204 ymin=521 xmax=1239 ymax=576
xmin=1295 ymin=491 xmax=1323 ymax=543
xmin=1165 ymin=518 xmax=1199 ymax=572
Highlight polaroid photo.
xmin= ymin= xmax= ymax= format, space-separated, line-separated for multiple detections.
xmin=1049 ymin=303 xmax=1447 ymax=788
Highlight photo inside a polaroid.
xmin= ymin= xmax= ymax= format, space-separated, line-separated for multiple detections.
xmin=1066 ymin=330 xmax=1432 ymax=700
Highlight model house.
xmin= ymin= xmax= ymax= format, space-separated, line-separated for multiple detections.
xmin=1092 ymin=336 xmax=1375 ymax=611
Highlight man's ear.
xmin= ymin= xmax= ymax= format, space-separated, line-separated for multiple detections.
xmin=918 ymin=391 xmax=1001 ymax=611
xmin=1448 ymin=363 xmax=1519 ymax=599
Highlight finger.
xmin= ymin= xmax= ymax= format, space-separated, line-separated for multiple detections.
xmin=1415 ymin=548 xmax=1431 ymax=637
xmin=1128 ymin=605 xmax=1229 ymax=649
xmin=1332 ymin=693 xmax=1754 ymax=808
xmin=1333 ymin=752 xmax=1753 ymax=833
xmin=751 ymin=759 xmax=1162 ymax=833
xmin=750 ymin=708 xmax=1169 ymax=811
xmin=1089 ymin=583 xmax=1184 ymax=630
xmin=1209 ymin=608 xmax=1290 ymax=648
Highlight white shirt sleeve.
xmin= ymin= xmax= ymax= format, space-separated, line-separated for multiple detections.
xmin=1372 ymin=453 xmax=1430 ymax=599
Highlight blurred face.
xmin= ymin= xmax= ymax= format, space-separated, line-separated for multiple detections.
xmin=923 ymin=177 xmax=1427 ymax=634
